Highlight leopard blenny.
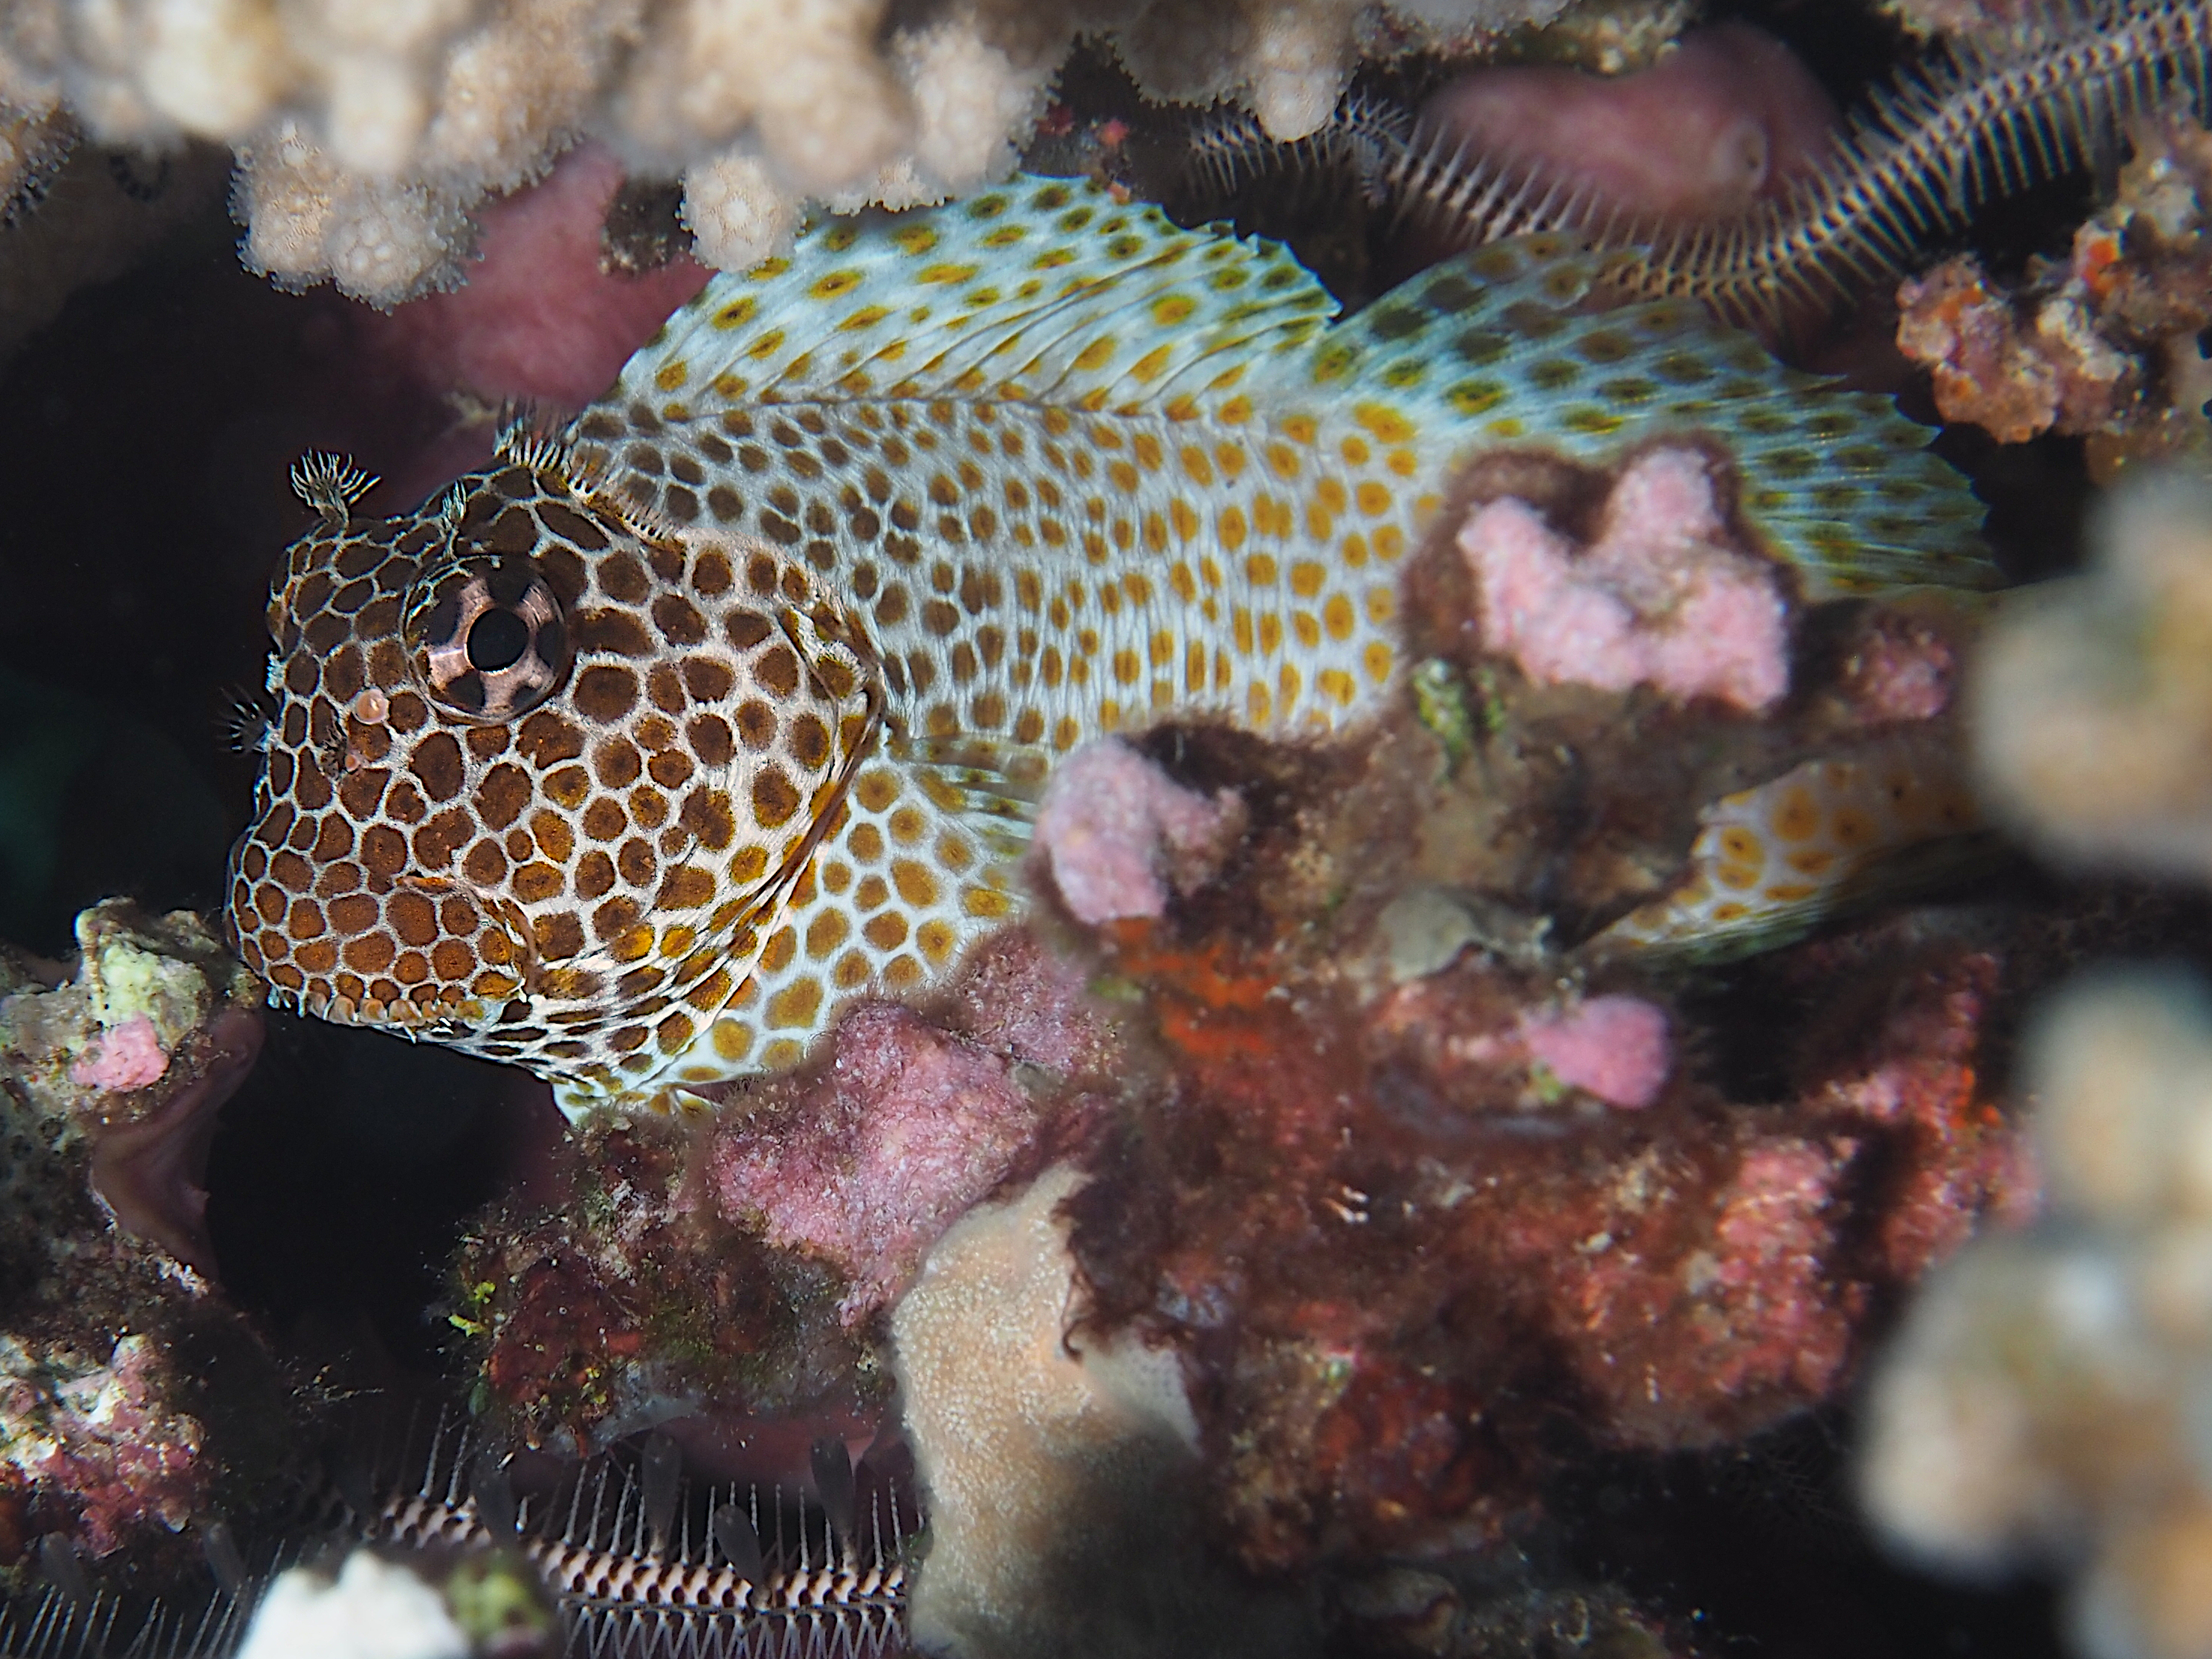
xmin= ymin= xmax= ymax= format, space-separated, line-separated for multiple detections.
xmin=226 ymin=173 xmax=1997 ymax=1120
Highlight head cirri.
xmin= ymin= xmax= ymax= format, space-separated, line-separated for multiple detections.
xmin=225 ymin=432 xmax=879 ymax=1116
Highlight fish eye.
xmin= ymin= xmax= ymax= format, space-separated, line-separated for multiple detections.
xmin=404 ymin=555 xmax=571 ymax=721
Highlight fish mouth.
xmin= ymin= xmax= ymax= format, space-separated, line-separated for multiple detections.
xmin=224 ymin=849 xmax=535 ymax=1037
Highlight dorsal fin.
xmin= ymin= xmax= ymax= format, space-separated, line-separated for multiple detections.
xmin=1258 ymin=237 xmax=1996 ymax=598
xmin=604 ymin=175 xmax=1996 ymax=601
xmin=601 ymin=176 xmax=1338 ymax=425
xmin=1589 ymin=740 xmax=1993 ymax=963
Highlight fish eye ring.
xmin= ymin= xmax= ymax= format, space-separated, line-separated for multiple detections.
xmin=403 ymin=555 xmax=572 ymax=722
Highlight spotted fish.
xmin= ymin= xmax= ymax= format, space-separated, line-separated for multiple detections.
xmin=1592 ymin=737 xmax=1990 ymax=963
xmin=225 ymin=174 xmax=1997 ymax=1119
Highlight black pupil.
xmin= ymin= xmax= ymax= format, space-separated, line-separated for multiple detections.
xmin=468 ymin=607 xmax=531 ymax=672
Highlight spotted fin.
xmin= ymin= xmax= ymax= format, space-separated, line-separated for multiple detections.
xmin=545 ymin=740 xmax=1027 ymax=1117
xmin=1261 ymin=240 xmax=1998 ymax=598
xmin=614 ymin=177 xmax=1992 ymax=605
xmin=720 ymin=751 xmax=1026 ymax=1074
xmin=1590 ymin=740 xmax=1992 ymax=963
xmin=614 ymin=176 xmax=1339 ymax=423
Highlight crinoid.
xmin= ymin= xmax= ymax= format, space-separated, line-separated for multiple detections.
xmin=0 ymin=1412 xmax=915 ymax=1659
xmin=1372 ymin=0 xmax=2212 ymax=337
xmin=1173 ymin=88 xmax=1417 ymax=300
xmin=1180 ymin=88 xmax=1414 ymax=219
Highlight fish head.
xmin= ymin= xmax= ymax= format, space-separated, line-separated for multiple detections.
xmin=224 ymin=439 xmax=878 ymax=1103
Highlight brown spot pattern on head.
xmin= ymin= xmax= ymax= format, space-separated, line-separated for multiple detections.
xmin=227 ymin=441 xmax=891 ymax=1102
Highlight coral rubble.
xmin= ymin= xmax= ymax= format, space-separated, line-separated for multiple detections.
xmin=1 ymin=898 xmax=265 ymax=1275
xmin=1063 ymin=920 xmax=2024 ymax=1575
xmin=453 ymin=1113 xmax=885 ymax=1459
xmin=0 ymin=902 xmax=311 ymax=1597
xmin=1894 ymin=110 xmax=2212 ymax=472
xmin=1895 ymin=253 xmax=2135 ymax=448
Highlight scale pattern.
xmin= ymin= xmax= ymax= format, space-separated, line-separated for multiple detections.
xmin=227 ymin=175 xmax=2000 ymax=1116
xmin=1596 ymin=740 xmax=1985 ymax=960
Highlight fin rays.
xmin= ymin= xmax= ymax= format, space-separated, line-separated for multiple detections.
xmin=603 ymin=176 xmax=1338 ymax=429
xmin=612 ymin=173 xmax=1995 ymax=601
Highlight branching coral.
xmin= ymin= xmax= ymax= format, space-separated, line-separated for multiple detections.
xmin=0 ymin=0 xmax=1572 ymax=305
xmin=1972 ymin=473 xmax=2212 ymax=881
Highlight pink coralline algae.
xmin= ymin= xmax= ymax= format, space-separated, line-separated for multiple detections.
xmin=66 ymin=1014 xmax=169 ymax=1092
xmin=3 ymin=1334 xmax=204 ymax=1559
xmin=1518 ymin=994 xmax=1671 ymax=1108
xmin=711 ymin=1004 xmax=1084 ymax=1323
xmin=1698 ymin=1140 xmax=1850 ymax=1399
xmin=1417 ymin=24 xmax=1840 ymax=227
xmin=1458 ymin=447 xmax=1791 ymax=711
xmin=935 ymin=930 xmax=1119 ymax=1078
xmin=1796 ymin=939 xmax=2036 ymax=1280
xmin=1059 ymin=922 xmax=2026 ymax=1572
xmin=1033 ymin=739 xmax=1247 ymax=925
xmin=1838 ymin=607 xmax=1957 ymax=726
xmin=457 ymin=936 xmax=1116 ymax=1452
